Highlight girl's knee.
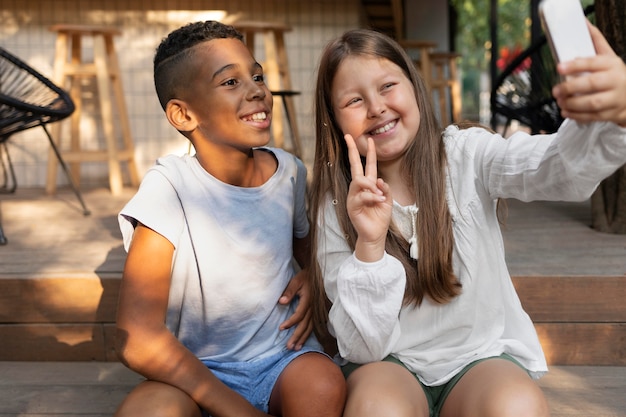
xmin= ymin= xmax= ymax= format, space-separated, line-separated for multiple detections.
xmin=488 ymin=381 xmax=550 ymax=417
xmin=344 ymin=362 xmax=428 ymax=417
xmin=442 ymin=359 xmax=550 ymax=417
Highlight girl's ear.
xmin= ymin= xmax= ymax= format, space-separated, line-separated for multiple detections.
xmin=165 ymin=99 xmax=198 ymax=132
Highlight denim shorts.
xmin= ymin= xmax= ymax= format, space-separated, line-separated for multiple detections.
xmin=201 ymin=346 xmax=325 ymax=413
xmin=342 ymin=353 xmax=526 ymax=417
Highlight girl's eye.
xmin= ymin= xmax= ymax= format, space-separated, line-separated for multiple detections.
xmin=382 ymin=82 xmax=395 ymax=91
xmin=346 ymin=97 xmax=362 ymax=106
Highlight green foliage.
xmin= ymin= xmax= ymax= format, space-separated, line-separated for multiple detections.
xmin=450 ymin=0 xmax=530 ymax=71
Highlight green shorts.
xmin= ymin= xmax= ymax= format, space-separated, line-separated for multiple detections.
xmin=342 ymin=353 xmax=526 ymax=417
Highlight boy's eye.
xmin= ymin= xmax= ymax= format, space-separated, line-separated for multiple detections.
xmin=253 ymin=74 xmax=265 ymax=83
xmin=222 ymin=79 xmax=238 ymax=86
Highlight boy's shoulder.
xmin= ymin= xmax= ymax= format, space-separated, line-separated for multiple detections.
xmin=258 ymin=146 xmax=306 ymax=174
xmin=145 ymin=153 xmax=195 ymax=189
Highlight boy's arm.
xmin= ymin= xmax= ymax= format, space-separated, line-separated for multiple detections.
xmin=115 ymin=223 xmax=268 ymax=417
xmin=277 ymin=234 xmax=313 ymax=350
xmin=552 ymin=22 xmax=626 ymax=127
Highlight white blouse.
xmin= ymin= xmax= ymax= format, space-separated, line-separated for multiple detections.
xmin=316 ymin=120 xmax=626 ymax=386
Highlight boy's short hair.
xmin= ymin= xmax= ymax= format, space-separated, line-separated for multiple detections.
xmin=153 ymin=21 xmax=244 ymax=110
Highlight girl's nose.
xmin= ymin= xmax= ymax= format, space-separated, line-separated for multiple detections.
xmin=367 ymin=96 xmax=386 ymax=118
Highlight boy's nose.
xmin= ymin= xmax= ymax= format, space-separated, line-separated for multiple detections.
xmin=248 ymin=82 xmax=267 ymax=100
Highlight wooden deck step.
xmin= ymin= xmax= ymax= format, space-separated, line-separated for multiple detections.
xmin=0 ymin=361 xmax=625 ymax=417
xmin=0 ymin=189 xmax=625 ymax=364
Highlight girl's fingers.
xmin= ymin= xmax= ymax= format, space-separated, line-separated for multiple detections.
xmin=345 ymin=134 xmax=383 ymax=196
xmin=587 ymin=21 xmax=613 ymax=57
xmin=364 ymin=137 xmax=378 ymax=181
xmin=344 ymin=134 xmax=364 ymax=179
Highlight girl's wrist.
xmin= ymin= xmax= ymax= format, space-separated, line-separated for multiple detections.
xmin=354 ymin=238 xmax=386 ymax=263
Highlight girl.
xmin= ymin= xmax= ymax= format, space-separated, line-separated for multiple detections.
xmin=309 ymin=23 xmax=626 ymax=417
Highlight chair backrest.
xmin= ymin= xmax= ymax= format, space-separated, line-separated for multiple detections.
xmin=490 ymin=5 xmax=595 ymax=135
xmin=491 ymin=36 xmax=562 ymax=135
xmin=0 ymin=47 xmax=74 ymax=141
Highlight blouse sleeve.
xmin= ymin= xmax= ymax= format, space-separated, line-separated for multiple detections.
xmin=455 ymin=120 xmax=626 ymax=202
xmin=316 ymin=196 xmax=405 ymax=363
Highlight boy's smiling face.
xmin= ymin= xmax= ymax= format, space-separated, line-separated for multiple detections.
xmin=173 ymin=38 xmax=273 ymax=152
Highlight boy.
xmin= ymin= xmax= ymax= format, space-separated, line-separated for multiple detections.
xmin=113 ymin=21 xmax=346 ymax=417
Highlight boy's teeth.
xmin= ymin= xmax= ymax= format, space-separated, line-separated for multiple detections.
xmin=371 ymin=121 xmax=395 ymax=135
xmin=247 ymin=112 xmax=266 ymax=121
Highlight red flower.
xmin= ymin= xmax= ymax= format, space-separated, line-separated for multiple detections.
xmin=497 ymin=45 xmax=531 ymax=73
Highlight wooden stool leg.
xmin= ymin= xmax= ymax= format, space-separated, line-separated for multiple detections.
xmin=263 ymin=32 xmax=286 ymax=150
xmin=274 ymin=33 xmax=302 ymax=158
xmin=46 ymin=32 xmax=68 ymax=195
xmin=436 ymin=64 xmax=448 ymax=126
xmin=68 ymin=34 xmax=82 ymax=185
xmin=93 ymin=35 xmax=123 ymax=195
xmin=449 ymin=59 xmax=461 ymax=123
xmin=105 ymin=36 xmax=139 ymax=187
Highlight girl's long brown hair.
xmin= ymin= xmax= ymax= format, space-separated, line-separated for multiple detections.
xmin=309 ymin=29 xmax=461 ymax=349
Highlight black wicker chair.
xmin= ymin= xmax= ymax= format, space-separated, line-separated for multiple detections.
xmin=0 ymin=46 xmax=89 ymax=245
xmin=490 ymin=33 xmax=563 ymax=137
xmin=491 ymin=5 xmax=595 ymax=137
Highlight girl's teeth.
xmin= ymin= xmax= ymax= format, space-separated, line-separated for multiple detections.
xmin=371 ymin=121 xmax=395 ymax=135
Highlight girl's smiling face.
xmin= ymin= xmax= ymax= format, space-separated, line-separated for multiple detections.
xmin=331 ymin=55 xmax=421 ymax=163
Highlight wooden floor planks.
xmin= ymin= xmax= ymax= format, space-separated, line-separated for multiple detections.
xmin=1 ymin=189 xmax=626 ymax=415
xmin=0 ymin=362 xmax=625 ymax=416
xmin=0 ymin=361 xmax=142 ymax=417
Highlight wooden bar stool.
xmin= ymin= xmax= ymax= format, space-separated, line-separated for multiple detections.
xmin=46 ymin=24 xmax=139 ymax=196
xmin=232 ymin=21 xmax=302 ymax=158
xmin=428 ymin=52 xmax=462 ymax=126
xmin=398 ymin=39 xmax=438 ymax=89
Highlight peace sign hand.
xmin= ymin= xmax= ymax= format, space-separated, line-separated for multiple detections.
xmin=345 ymin=134 xmax=393 ymax=262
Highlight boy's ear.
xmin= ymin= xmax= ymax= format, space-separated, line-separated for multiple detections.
xmin=165 ymin=99 xmax=198 ymax=132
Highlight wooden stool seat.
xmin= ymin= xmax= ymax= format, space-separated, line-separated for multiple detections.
xmin=233 ymin=21 xmax=302 ymax=158
xmin=47 ymin=24 xmax=139 ymax=196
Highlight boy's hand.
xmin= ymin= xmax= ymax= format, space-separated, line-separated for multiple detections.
xmin=552 ymin=22 xmax=626 ymax=127
xmin=278 ymin=269 xmax=312 ymax=350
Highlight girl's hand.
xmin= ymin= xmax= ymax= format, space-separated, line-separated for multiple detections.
xmin=552 ymin=21 xmax=626 ymax=127
xmin=344 ymin=134 xmax=393 ymax=262
xmin=278 ymin=269 xmax=312 ymax=350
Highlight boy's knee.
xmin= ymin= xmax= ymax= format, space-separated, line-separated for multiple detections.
xmin=114 ymin=381 xmax=202 ymax=417
xmin=276 ymin=353 xmax=347 ymax=415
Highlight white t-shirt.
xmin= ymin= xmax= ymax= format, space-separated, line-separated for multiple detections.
xmin=316 ymin=120 xmax=626 ymax=386
xmin=119 ymin=148 xmax=313 ymax=362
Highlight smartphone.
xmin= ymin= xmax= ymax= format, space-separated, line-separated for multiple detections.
xmin=539 ymin=0 xmax=596 ymax=64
